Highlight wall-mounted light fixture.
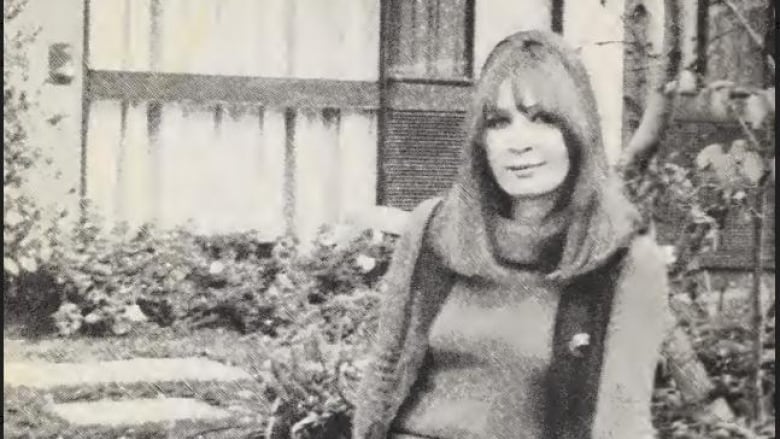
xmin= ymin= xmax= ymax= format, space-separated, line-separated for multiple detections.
xmin=49 ymin=43 xmax=75 ymax=85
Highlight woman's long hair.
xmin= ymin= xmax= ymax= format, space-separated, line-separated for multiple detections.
xmin=431 ymin=30 xmax=642 ymax=281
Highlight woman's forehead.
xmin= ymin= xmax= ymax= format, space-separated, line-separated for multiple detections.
xmin=495 ymin=80 xmax=538 ymax=111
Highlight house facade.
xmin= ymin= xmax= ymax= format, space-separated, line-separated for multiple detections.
xmin=17 ymin=0 xmax=658 ymax=244
xmin=20 ymin=0 xmax=774 ymax=271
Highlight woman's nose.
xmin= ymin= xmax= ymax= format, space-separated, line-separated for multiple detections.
xmin=507 ymin=144 xmax=533 ymax=155
xmin=504 ymin=119 xmax=538 ymax=153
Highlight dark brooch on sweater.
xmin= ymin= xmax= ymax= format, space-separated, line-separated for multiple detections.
xmin=568 ymin=332 xmax=591 ymax=357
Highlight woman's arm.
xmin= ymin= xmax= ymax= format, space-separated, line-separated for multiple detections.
xmin=351 ymin=198 xmax=443 ymax=439
xmin=591 ymin=233 xmax=675 ymax=439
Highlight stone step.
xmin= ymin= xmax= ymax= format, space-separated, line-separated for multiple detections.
xmin=50 ymin=397 xmax=232 ymax=427
xmin=4 ymin=357 xmax=253 ymax=389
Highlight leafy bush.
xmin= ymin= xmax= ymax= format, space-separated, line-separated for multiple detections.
xmin=652 ymin=291 xmax=776 ymax=439
xmin=38 ymin=220 xmax=394 ymax=338
xmin=261 ymin=288 xmax=380 ymax=439
xmin=45 ymin=219 xmax=203 ymax=335
xmin=3 ymin=0 xmax=69 ymax=300
xmin=296 ymin=227 xmax=396 ymax=301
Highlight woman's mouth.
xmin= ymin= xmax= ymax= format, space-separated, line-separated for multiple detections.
xmin=506 ymin=162 xmax=545 ymax=172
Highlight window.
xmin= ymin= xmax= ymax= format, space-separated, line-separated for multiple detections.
xmin=386 ymin=0 xmax=474 ymax=80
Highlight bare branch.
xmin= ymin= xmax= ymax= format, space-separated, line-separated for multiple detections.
xmin=619 ymin=0 xmax=683 ymax=174
xmin=734 ymin=115 xmax=764 ymax=153
xmin=722 ymin=0 xmax=776 ymax=74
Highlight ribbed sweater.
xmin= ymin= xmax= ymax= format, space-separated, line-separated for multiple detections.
xmin=390 ymin=215 xmax=567 ymax=439
xmin=391 ymin=271 xmax=559 ymax=438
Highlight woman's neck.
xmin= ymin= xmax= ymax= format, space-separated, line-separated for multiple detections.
xmin=509 ymin=192 xmax=558 ymax=224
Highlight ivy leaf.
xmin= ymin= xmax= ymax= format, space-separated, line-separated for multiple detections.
xmin=695 ymin=143 xmax=726 ymax=170
xmin=5 ymin=210 xmax=24 ymax=227
xmin=696 ymin=141 xmax=764 ymax=187
xmin=4 ymin=257 xmax=20 ymax=276
xmin=729 ymin=139 xmax=764 ymax=185
xmin=743 ymin=92 xmax=772 ymax=129
xmin=696 ymin=143 xmax=734 ymax=183
xmin=707 ymin=80 xmax=736 ymax=120
xmin=18 ymin=256 xmax=37 ymax=273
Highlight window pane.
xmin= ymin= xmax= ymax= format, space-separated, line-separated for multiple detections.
xmin=388 ymin=0 xmax=471 ymax=80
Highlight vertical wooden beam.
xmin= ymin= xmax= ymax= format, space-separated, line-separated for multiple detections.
xmin=149 ymin=0 xmax=162 ymax=71
xmin=464 ymin=0 xmax=476 ymax=76
xmin=79 ymin=0 xmax=91 ymax=222
xmin=283 ymin=108 xmax=296 ymax=235
xmin=695 ymin=0 xmax=709 ymax=77
xmin=115 ymin=100 xmax=129 ymax=225
xmin=552 ymin=0 xmax=565 ymax=34
xmin=376 ymin=0 xmax=392 ymax=205
xmin=146 ymin=101 xmax=162 ymax=226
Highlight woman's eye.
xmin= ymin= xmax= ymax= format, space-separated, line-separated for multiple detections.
xmin=530 ymin=111 xmax=555 ymax=125
xmin=485 ymin=116 xmax=510 ymax=129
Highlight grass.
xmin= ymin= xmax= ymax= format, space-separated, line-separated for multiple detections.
xmin=4 ymin=325 xmax=278 ymax=439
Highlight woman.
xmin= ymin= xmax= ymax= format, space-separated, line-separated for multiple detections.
xmin=352 ymin=30 xmax=676 ymax=438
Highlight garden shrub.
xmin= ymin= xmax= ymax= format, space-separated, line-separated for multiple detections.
xmin=4 ymin=0 xmax=70 ymax=313
xmin=47 ymin=219 xmax=204 ymax=336
xmin=41 ymin=221 xmax=395 ymax=338
xmin=296 ymin=227 xmax=396 ymax=302
xmin=652 ymin=289 xmax=776 ymax=439
xmin=261 ymin=289 xmax=380 ymax=439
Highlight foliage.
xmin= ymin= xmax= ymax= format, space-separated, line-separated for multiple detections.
xmin=47 ymin=217 xmax=204 ymax=336
xmin=38 ymin=221 xmax=394 ymax=339
xmin=3 ymin=0 xmax=66 ymax=294
xmin=652 ymin=287 xmax=776 ymax=439
xmin=297 ymin=226 xmax=396 ymax=301
xmin=261 ymin=287 xmax=380 ymax=439
xmin=181 ymin=228 xmax=393 ymax=336
xmin=626 ymin=34 xmax=775 ymax=432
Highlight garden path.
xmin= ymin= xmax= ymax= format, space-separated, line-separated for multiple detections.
xmin=5 ymin=356 xmax=261 ymax=434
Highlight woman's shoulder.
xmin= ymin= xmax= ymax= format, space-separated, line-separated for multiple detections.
xmin=404 ymin=197 xmax=445 ymax=234
xmin=627 ymin=231 xmax=665 ymax=259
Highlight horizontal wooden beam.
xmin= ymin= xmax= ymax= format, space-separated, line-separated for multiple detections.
xmin=87 ymin=70 xmax=381 ymax=109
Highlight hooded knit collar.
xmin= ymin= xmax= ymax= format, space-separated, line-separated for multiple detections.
xmin=491 ymin=206 xmax=568 ymax=271
xmin=428 ymin=30 xmax=642 ymax=283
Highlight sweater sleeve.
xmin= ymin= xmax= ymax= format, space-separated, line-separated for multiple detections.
xmin=352 ymin=198 xmax=443 ymax=439
xmin=591 ymin=233 xmax=675 ymax=439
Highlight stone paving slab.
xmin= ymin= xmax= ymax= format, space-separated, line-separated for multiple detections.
xmin=50 ymin=397 xmax=231 ymax=426
xmin=4 ymin=357 xmax=252 ymax=389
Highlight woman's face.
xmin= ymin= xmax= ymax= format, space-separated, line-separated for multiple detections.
xmin=483 ymin=80 xmax=570 ymax=199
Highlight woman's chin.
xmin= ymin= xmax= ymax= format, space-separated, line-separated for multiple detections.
xmin=503 ymin=185 xmax=561 ymax=200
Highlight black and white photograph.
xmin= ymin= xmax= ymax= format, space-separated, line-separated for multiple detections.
xmin=3 ymin=0 xmax=776 ymax=437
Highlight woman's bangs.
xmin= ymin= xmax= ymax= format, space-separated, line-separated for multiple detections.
xmin=509 ymin=63 xmax=573 ymax=125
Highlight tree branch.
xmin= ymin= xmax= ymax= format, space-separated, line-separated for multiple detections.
xmin=619 ymin=0 xmax=683 ymax=174
xmin=722 ymin=0 xmax=776 ymax=74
